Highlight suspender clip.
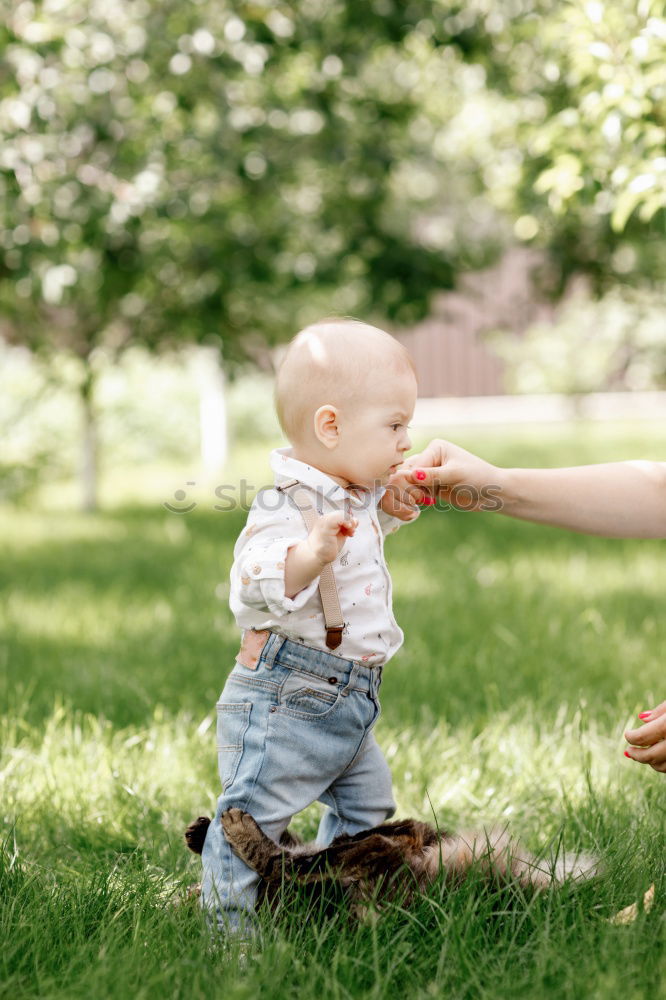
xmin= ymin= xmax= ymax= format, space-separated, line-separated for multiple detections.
xmin=325 ymin=626 xmax=344 ymax=650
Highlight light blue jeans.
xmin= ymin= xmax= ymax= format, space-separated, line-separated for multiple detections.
xmin=200 ymin=631 xmax=397 ymax=938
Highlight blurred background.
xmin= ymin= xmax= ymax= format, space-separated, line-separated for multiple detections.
xmin=1 ymin=0 xmax=664 ymax=510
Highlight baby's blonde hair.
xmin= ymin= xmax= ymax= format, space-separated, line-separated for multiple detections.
xmin=275 ymin=317 xmax=415 ymax=444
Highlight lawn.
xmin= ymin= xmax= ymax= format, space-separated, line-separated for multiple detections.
xmin=1 ymin=421 xmax=665 ymax=999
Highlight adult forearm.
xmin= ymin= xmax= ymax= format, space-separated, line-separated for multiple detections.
xmin=497 ymin=461 xmax=666 ymax=538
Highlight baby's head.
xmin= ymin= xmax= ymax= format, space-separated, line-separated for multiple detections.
xmin=275 ymin=318 xmax=417 ymax=489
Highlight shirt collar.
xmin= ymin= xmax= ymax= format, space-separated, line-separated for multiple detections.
xmin=270 ymin=447 xmax=385 ymax=508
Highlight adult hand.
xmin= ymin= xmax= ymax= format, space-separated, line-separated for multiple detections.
xmin=379 ymin=471 xmax=423 ymax=521
xmin=395 ymin=443 xmax=666 ymax=536
xmin=624 ymin=702 xmax=666 ymax=773
xmin=394 ymin=439 xmax=503 ymax=510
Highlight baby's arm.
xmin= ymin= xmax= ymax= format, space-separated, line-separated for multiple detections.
xmin=284 ymin=511 xmax=357 ymax=598
xmin=232 ymin=490 xmax=357 ymax=614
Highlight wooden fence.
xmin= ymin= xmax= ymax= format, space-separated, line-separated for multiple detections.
xmin=397 ymin=248 xmax=556 ymax=397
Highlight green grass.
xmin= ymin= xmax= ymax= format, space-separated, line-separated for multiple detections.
xmin=2 ymin=421 xmax=665 ymax=999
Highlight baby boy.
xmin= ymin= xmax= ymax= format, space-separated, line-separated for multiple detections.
xmin=199 ymin=318 xmax=420 ymax=940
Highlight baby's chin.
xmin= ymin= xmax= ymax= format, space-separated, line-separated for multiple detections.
xmin=341 ymin=463 xmax=403 ymax=490
xmin=375 ymin=473 xmax=400 ymax=491
xmin=385 ymin=466 xmax=408 ymax=486
xmin=344 ymin=472 xmax=390 ymax=491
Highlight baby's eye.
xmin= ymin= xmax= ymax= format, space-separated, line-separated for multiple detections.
xmin=390 ymin=423 xmax=402 ymax=431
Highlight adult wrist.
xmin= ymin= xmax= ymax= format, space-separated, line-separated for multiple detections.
xmin=494 ymin=466 xmax=521 ymax=515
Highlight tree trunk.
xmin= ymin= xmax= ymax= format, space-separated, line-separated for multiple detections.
xmin=80 ymin=363 xmax=98 ymax=512
xmin=192 ymin=345 xmax=227 ymax=480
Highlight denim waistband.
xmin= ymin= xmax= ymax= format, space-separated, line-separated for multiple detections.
xmin=259 ymin=631 xmax=383 ymax=697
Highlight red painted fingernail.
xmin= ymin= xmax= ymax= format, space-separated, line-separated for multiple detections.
xmin=638 ymin=712 xmax=651 ymax=720
xmin=414 ymin=470 xmax=426 ymax=481
xmin=623 ymin=750 xmax=631 ymax=758
xmin=418 ymin=497 xmax=436 ymax=506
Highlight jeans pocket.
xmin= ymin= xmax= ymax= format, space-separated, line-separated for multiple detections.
xmin=370 ymin=695 xmax=382 ymax=727
xmin=216 ymin=701 xmax=251 ymax=790
xmin=279 ymin=669 xmax=341 ymax=718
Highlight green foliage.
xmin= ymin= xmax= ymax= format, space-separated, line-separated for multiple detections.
xmin=492 ymin=285 xmax=666 ymax=395
xmin=0 ymin=343 xmax=78 ymax=502
xmin=501 ymin=0 xmax=666 ymax=289
xmin=0 ymin=342 xmax=284 ymax=504
xmin=1 ymin=0 xmax=663 ymax=371
xmin=0 ymin=0 xmax=462 ymax=366
xmin=0 ymin=342 xmax=204 ymax=502
xmin=226 ymin=370 xmax=282 ymax=444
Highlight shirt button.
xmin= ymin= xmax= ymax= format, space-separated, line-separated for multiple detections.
xmin=269 ymin=706 xmax=277 ymax=712
xmin=252 ymin=565 xmax=262 ymax=575
xmin=328 ymin=676 xmax=338 ymax=685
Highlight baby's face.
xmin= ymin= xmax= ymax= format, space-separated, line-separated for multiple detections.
xmin=334 ymin=368 xmax=417 ymax=489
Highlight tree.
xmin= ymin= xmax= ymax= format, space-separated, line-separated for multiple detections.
xmin=373 ymin=0 xmax=665 ymax=292
xmin=0 ymin=0 xmax=464 ymax=507
xmin=447 ymin=0 xmax=666 ymax=291
xmin=2 ymin=1 xmax=664 ymax=507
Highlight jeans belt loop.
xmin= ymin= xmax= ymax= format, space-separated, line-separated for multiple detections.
xmin=339 ymin=661 xmax=359 ymax=697
xmin=262 ymin=631 xmax=286 ymax=669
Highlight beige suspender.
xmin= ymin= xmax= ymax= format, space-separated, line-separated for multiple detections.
xmin=277 ymin=479 xmax=345 ymax=650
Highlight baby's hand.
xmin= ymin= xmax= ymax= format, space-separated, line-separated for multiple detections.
xmin=381 ymin=472 xmax=422 ymax=522
xmin=306 ymin=511 xmax=358 ymax=566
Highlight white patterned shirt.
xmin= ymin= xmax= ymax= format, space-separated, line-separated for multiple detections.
xmin=229 ymin=447 xmax=408 ymax=665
